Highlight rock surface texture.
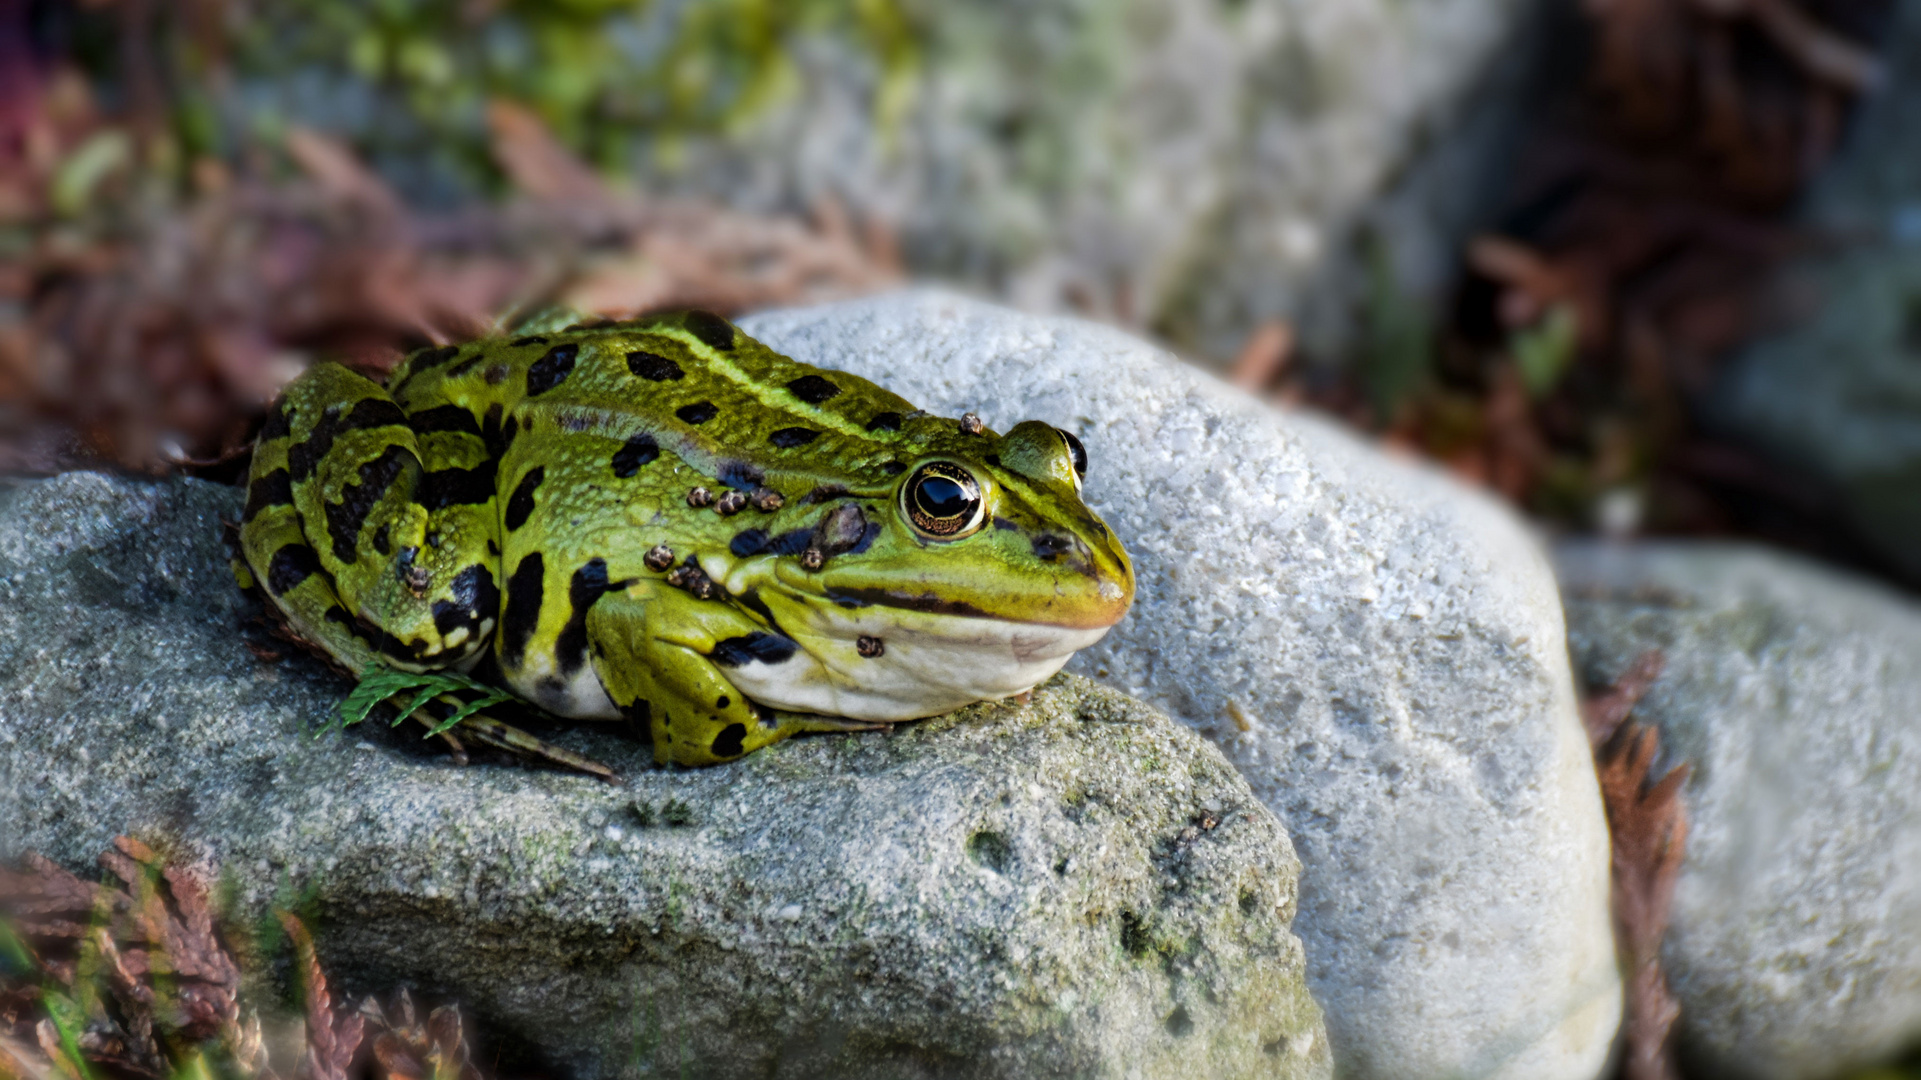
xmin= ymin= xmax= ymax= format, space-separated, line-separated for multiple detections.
xmin=655 ymin=0 xmax=1543 ymax=362
xmin=1559 ymin=540 xmax=1921 ymax=1080
xmin=0 ymin=473 xmax=1330 ymax=1080
xmin=1710 ymin=0 xmax=1921 ymax=584
xmin=741 ymin=292 xmax=1619 ymax=1080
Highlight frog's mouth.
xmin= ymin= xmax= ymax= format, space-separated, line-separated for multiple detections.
xmin=714 ymin=593 xmax=1114 ymax=722
xmin=816 ymin=581 xmax=1130 ymax=625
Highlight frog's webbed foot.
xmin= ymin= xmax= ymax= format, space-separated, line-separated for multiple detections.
xmin=770 ymin=713 xmax=892 ymax=736
xmin=336 ymin=667 xmax=617 ymax=781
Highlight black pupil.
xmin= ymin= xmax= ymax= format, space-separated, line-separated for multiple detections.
xmin=1060 ymin=430 xmax=1087 ymax=476
xmin=916 ymin=476 xmax=971 ymax=518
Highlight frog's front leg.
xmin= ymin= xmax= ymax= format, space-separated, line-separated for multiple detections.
xmin=587 ymin=582 xmax=881 ymax=767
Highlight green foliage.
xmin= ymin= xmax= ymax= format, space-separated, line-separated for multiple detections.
xmin=332 ymin=666 xmax=514 ymax=738
xmin=0 ymin=919 xmax=29 ymax=976
xmin=1 ymin=840 xmax=268 ymax=1080
xmin=41 ymin=989 xmax=103 ymax=1080
xmin=51 ymin=132 xmax=133 ymax=218
xmin=1513 ymin=303 xmax=1579 ymax=399
xmin=230 ymin=871 xmax=324 ymax=980
xmin=122 ymin=0 xmax=920 ymax=197
xmin=1361 ymin=239 xmax=1434 ymax=423
xmin=1530 ymin=452 xmax=1597 ymax=522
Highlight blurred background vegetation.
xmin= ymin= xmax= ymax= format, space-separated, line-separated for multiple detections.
xmin=7 ymin=0 xmax=1910 ymax=599
xmin=11 ymin=0 xmax=919 ymax=201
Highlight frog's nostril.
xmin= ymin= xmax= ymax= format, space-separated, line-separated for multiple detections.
xmin=1031 ymin=533 xmax=1072 ymax=561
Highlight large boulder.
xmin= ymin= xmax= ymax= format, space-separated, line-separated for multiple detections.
xmin=1558 ymin=540 xmax=1921 ymax=1080
xmin=741 ymin=292 xmax=1619 ymax=1080
xmin=1708 ymin=0 xmax=1921 ymax=585
xmin=0 ymin=472 xmax=1331 ymax=1080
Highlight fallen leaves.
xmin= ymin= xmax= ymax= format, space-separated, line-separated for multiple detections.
xmin=1582 ymin=652 xmax=1691 ymax=1080
xmin=0 ymin=61 xmax=899 ymax=476
xmin=1591 ymin=0 xmax=1881 ymax=179
xmin=0 ymin=837 xmax=261 ymax=1080
xmin=1228 ymin=321 xmax=1296 ymax=392
xmin=1582 ymin=650 xmax=1669 ymax=748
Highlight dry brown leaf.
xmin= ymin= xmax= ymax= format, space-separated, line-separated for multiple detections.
xmin=0 ymin=854 xmax=108 ymax=919
xmin=0 ymin=838 xmax=254 ymax=1080
xmin=283 ymin=128 xmax=403 ymax=218
xmin=1314 ymin=0 xmax=1894 ymax=569
xmin=0 ymin=1029 xmax=61 ymax=1080
xmin=1693 ymin=0 xmax=1884 ymax=91
xmin=485 ymin=100 xmax=614 ymax=206
xmin=1228 ymin=321 xmax=1294 ymax=391
xmin=1482 ymin=365 xmax=1546 ymax=502
xmin=281 ymin=914 xmax=363 ymax=1080
xmin=86 ymin=927 xmax=163 ymax=1077
xmin=31 ymin=1022 xmax=75 ymax=1080
xmin=4 ymin=95 xmax=900 ymax=475
xmin=1582 ymin=650 xmax=1667 ymax=748
xmin=1584 ymin=656 xmax=1690 ymax=1080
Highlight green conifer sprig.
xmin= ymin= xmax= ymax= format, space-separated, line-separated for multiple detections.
xmin=331 ymin=669 xmax=515 ymax=740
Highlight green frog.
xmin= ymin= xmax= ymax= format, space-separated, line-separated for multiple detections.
xmin=234 ymin=309 xmax=1133 ymax=767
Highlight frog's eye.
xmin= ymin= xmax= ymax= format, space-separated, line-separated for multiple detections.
xmin=902 ymin=462 xmax=985 ymax=539
xmin=1056 ymin=428 xmax=1087 ymax=486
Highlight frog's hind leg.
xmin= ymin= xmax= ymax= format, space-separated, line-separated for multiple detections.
xmin=586 ymin=582 xmax=882 ymax=767
xmin=235 ymin=437 xmax=382 ymax=677
xmin=240 ymin=360 xmax=501 ymax=677
xmin=234 ymin=487 xmax=481 ymax=759
xmin=240 ymin=361 xmax=544 ymax=764
xmin=236 ymin=572 xmax=613 ymax=775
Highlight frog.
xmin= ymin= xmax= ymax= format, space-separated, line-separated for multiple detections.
xmin=232 ymin=308 xmax=1134 ymax=768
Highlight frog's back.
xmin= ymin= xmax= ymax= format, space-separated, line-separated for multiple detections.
xmin=388 ymin=310 xmax=929 ymax=491
xmin=367 ymin=309 xmax=976 ymax=727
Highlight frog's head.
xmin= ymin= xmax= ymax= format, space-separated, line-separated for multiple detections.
xmin=717 ymin=417 xmax=1133 ymax=721
xmin=845 ymin=418 xmax=1135 ymax=630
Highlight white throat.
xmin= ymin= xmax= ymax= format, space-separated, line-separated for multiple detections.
xmin=720 ymin=598 xmax=1112 ymax=721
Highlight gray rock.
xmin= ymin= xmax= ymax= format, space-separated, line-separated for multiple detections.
xmin=0 ymin=472 xmax=1330 ymax=1080
xmin=1709 ymin=0 xmax=1921 ymax=583
xmin=650 ymin=0 xmax=1543 ymax=363
xmin=1558 ymin=540 xmax=1921 ymax=1080
xmin=740 ymin=292 xmax=1619 ymax=1080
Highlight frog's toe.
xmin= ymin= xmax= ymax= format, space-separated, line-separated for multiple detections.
xmin=783 ymin=713 xmax=890 ymax=735
xmin=451 ymin=711 xmax=618 ymax=782
xmin=689 ymin=708 xmax=886 ymax=765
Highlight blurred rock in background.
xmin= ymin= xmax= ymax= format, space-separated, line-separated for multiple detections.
xmin=1709 ymin=0 xmax=1921 ymax=586
xmin=654 ymin=0 xmax=1545 ymax=367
